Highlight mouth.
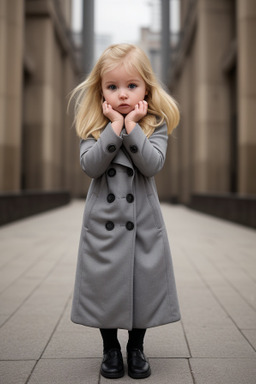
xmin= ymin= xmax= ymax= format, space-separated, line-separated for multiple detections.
xmin=118 ymin=104 xmax=130 ymax=108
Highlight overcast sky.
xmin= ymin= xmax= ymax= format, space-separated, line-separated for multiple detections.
xmin=72 ymin=0 xmax=179 ymax=44
xmin=95 ymin=0 xmax=152 ymax=43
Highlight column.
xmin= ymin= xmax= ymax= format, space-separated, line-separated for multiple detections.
xmin=237 ymin=0 xmax=256 ymax=194
xmin=193 ymin=0 xmax=232 ymax=193
xmin=161 ymin=0 xmax=170 ymax=84
xmin=23 ymin=16 xmax=61 ymax=190
xmin=0 ymin=0 xmax=24 ymax=191
xmin=82 ymin=0 xmax=94 ymax=73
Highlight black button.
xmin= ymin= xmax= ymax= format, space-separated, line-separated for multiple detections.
xmin=107 ymin=168 xmax=116 ymax=177
xmin=107 ymin=144 xmax=116 ymax=153
xmin=127 ymin=168 xmax=134 ymax=177
xmin=126 ymin=221 xmax=134 ymax=231
xmin=130 ymin=145 xmax=138 ymax=153
xmin=107 ymin=193 xmax=115 ymax=203
xmin=105 ymin=221 xmax=114 ymax=231
xmin=126 ymin=194 xmax=134 ymax=203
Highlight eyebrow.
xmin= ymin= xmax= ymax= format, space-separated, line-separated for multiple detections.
xmin=103 ymin=78 xmax=141 ymax=85
xmin=103 ymin=81 xmax=117 ymax=85
xmin=127 ymin=79 xmax=141 ymax=83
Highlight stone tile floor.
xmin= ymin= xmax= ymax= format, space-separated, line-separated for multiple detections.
xmin=0 ymin=200 xmax=255 ymax=383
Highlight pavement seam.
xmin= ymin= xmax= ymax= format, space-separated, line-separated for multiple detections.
xmin=206 ymin=252 xmax=256 ymax=313
xmin=0 ymin=242 xmax=53 ymax=294
xmin=184 ymin=251 xmax=256 ymax=354
xmin=181 ymin=320 xmax=193 ymax=358
xmin=181 ymin=321 xmax=197 ymax=383
xmin=24 ymin=292 xmax=73 ymax=384
xmin=188 ymin=358 xmax=197 ymax=384
xmin=239 ymin=330 xmax=256 ymax=353
xmin=225 ymin=252 xmax=256 ymax=285
xmin=0 ymin=247 xmax=69 ymax=329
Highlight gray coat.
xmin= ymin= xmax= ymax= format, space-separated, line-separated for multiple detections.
xmin=71 ymin=122 xmax=180 ymax=330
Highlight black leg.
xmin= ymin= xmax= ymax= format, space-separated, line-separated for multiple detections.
xmin=100 ymin=328 xmax=121 ymax=352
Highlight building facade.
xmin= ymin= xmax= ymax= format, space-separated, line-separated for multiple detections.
xmin=0 ymin=0 xmax=87 ymax=199
xmin=165 ymin=0 xmax=256 ymax=226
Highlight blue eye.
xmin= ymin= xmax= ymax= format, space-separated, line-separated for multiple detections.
xmin=108 ymin=84 xmax=116 ymax=90
xmin=128 ymin=83 xmax=137 ymax=89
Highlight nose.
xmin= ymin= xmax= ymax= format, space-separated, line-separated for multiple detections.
xmin=119 ymin=88 xmax=128 ymax=100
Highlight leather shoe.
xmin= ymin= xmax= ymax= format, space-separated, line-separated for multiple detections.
xmin=100 ymin=348 xmax=124 ymax=379
xmin=127 ymin=348 xmax=151 ymax=379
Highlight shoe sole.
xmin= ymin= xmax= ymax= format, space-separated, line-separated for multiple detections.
xmin=100 ymin=368 xmax=125 ymax=379
xmin=128 ymin=367 xmax=151 ymax=379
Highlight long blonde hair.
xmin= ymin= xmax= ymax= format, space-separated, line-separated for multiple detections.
xmin=70 ymin=44 xmax=180 ymax=139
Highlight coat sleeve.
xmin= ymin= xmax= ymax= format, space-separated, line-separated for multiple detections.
xmin=122 ymin=123 xmax=168 ymax=177
xmin=80 ymin=123 xmax=123 ymax=178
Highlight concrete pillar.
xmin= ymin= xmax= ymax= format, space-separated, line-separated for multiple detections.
xmin=161 ymin=0 xmax=170 ymax=84
xmin=23 ymin=17 xmax=64 ymax=190
xmin=178 ymin=52 xmax=195 ymax=203
xmin=237 ymin=0 xmax=256 ymax=194
xmin=82 ymin=0 xmax=94 ymax=74
xmin=0 ymin=0 xmax=24 ymax=191
xmin=63 ymin=58 xmax=89 ymax=197
xmin=62 ymin=0 xmax=73 ymax=29
xmin=193 ymin=0 xmax=232 ymax=193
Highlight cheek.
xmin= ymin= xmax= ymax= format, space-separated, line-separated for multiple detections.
xmin=102 ymin=90 xmax=107 ymax=101
xmin=104 ymin=93 xmax=115 ymax=104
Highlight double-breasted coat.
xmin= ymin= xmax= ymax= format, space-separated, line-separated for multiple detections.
xmin=71 ymin=122 xmax=180 ymax=330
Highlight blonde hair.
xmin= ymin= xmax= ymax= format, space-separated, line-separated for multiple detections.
xmin=70 ymin=44 xmax=180 ymax=139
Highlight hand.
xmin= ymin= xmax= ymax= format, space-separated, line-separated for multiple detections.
xmin=102 ymin=101 xmax=124 ymax=135
xmin=125 ymin=100 xmax=148 ymax=134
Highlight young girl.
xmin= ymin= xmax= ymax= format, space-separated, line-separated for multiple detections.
xmin=71 ymin=43 xmax=180 ymax=380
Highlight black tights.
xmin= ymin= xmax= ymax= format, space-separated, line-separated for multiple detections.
xmin=100 ymin=328 xmax=146 ymax=353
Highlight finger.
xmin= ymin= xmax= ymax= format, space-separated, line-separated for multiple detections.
xmin=138 ymin=101 xmax=144 ymax=112
xmin=141 ymin=101 xmax=146 ymax=111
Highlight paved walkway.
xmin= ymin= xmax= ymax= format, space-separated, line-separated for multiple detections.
xmin=0 ymin=200 xmax=256 ymax=384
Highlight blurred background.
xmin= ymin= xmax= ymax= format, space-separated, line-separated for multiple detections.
xmin=0 ymin=0 xmax=255 ymax=228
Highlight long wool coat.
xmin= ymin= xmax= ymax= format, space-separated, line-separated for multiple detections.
xmin=71 ymin=122 xmax=180 ymax=330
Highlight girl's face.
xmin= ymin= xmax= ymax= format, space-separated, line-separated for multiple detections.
xmin=101 ymin=64 xmax=147 ymax=115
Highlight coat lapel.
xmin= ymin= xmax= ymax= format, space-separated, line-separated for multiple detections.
xmin=112 ymin=146 xmax=134 ymax=169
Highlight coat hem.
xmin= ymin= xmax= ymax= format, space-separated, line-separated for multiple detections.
xmin=70 ymin=315 xmax=181 ymax=331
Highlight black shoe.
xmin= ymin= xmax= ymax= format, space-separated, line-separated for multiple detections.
xmin=100 ymin=348 xmax=124 ymax=379
xmin=127 ymin=348 xmax=151 ymax=379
